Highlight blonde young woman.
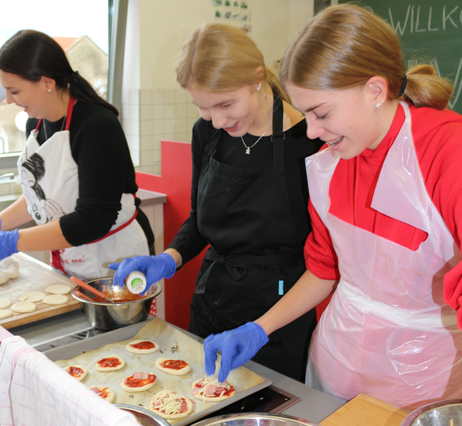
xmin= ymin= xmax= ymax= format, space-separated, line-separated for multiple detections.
xmin=203 ymin=4 xmax=462 ymax=410
xmin=110 ymin=24 xmax=323 ymax=381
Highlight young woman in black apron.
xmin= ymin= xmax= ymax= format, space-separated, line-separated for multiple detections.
xmin=110 ymin=24 xmax=323 ymax=381
xmin=0 ymin=30 xmax=154 ymax=280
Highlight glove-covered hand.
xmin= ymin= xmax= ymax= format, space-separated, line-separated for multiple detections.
xmin=204 ymin=322 xmax=269 ymax=382
xmin=109 ymin=253 xmax=177 ymax=295
xmin=0 ymin=229 xmax=19 ymax=261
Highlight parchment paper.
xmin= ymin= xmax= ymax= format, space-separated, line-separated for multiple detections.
xmin=54 ymin=318 xmax=271 ymax=425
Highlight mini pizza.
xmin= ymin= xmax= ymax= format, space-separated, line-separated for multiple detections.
xmin=155 ymin=357 xmax=191 ymax=375
xmin=62 ymin=364 xmax=88 ymax=381
xmin=125 ymin=339 xmax=159 ymax=354
xmin=149 ymin=390 xmax=194 ymax=419
xmin=191 ymin=377 xmax=235 ymax=402
xmin=95 ymin=354 xmax=125 ymax=372
xmin=89 ymin=385 xmax=115 ymax=403
xmin=121 ymin=372 xmax=156 ymax=393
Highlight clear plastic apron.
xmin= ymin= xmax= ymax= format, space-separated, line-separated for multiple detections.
xmin=17 ymin=101 xmax=148 ymax=280
xmin=305 ymin=102 xmax=462 ymax=410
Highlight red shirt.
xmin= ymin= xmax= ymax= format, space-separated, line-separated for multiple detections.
xmin=305 ymin=103 xmax=462 ymax=327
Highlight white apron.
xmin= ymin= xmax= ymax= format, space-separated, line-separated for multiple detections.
xmin=305 ymin=102 xmax=462 ymax=410
xmin=17 ymin=98 xmax=149 ymax=280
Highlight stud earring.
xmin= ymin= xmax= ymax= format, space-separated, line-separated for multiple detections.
xmin=256 ymin=83 xmax=261 ymax=91
xmin=48 ymin=89 xmax=51 ymax=93
xmin=375 ymin=100 xmax=384 ymax=109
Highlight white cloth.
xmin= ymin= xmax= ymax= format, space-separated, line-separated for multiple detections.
xmin=305 ymin=102 xmax=462 ymax=410
xmin=17 ymin=103 xmax=148 ymax=280
xmin=0 ymin=335 xmax=139 ymax=426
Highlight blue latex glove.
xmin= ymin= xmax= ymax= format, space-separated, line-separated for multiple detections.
xmin=109 ymin=253 xmax=177 ymax=295
xmin=0 ymin=228 xmax=19 ymax=261
xmin=204 ymin=322 xmax=269 ymax=382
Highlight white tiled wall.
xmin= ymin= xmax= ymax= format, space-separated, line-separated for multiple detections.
xmin=122 ymin=88 xmax=200 ymax=175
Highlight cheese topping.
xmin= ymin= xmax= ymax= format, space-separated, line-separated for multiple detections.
xmin=151 ymin=390 xmax=189 ymax=415
xmin=192 ymin=377 xmax=233 ymax=400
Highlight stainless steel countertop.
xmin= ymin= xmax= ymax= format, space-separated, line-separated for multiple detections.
xmin=9 ymin=311 xmax=345 ymax=424
xmin=137 ymin=188 xmax=167 ymax=206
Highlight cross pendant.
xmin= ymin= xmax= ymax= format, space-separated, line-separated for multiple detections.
xmin=245 ymin=147 xmax=251 ymax=154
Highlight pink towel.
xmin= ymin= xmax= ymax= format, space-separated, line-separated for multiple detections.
xmin=0 ymin=336 xmax=140 ymax=426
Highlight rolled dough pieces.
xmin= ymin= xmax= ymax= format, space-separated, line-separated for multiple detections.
xmin=46 ymin=284 xmax=71 ymax=295
xmin=43 ymin=294 xmax=68 ymax=305
xmin=19 ymin=291 xmax=46 ymax=303
xmin=0 ymin=297 xmax=11 ymax=309
xmin=11 ymin=301 xmax=36 ymax=313
xmin=0 ymin=309 xmax=13 ymax=319
xmin=0 ymin=257 xmax=19 ymax=285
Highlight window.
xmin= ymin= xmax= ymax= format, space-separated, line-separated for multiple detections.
xmin=0 ymin=0 xmax=109 ymax=154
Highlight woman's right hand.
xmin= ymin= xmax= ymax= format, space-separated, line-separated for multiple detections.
xmin=109 ymin=253 xmax=177 ymax=295
xmin=204 ymin=322 xmax=269 ymax=382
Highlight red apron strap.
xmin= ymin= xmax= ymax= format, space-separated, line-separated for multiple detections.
xmin=89 ymin=194 xmax=139 ymax=244
xmin=65 ymin=96 xmax=74 ymax=130
xmin=50 ymin=249 xmax=68 ymax=275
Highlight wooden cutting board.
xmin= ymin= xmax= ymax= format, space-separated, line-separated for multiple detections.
xmin=321 ymin=393 xmax=410 ymax=426
xmin=0 ymin=252 xmax=81 ymax=329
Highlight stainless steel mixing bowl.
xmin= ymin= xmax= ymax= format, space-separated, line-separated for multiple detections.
xmin=71 ymin=277 xmax=162 ymax=331
xmin=191 ymin=412 xmax=321 ymax=426
xmin=114 ymin=404 xmax=170 ymax=426
xmin=401 ymin=399 xmax=462 ymax=426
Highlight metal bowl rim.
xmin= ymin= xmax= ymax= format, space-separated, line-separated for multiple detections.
xmin=401 ymin=399 xmax=462 ymax=426
xmin=114 ymin=403 xmax=170 ymax=426
xmin=70 ymin=277 xmax=162 ymax=306
xmin=191 ymin=412 xmax=321 ymax=426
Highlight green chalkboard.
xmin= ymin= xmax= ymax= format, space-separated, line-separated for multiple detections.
xmin=338 ymin=1 xmax=462 ymax=113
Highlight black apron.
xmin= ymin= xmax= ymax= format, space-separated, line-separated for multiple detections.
xmin=189 ymin=92 xmax=316 ymax=381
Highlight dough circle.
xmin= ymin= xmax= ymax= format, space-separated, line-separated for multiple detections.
xmin=0 ymin=309 xmax=13 ymax=319
xmin=19 ymin=291 xmax=46 ymax=303
xmin=0 ymin=297 xmax=11 ymax=309
xmin=149 ymin=390 xmax=193 ymax=419
xmin=46 ymin=284 xmax=72 ymax=295
xmin=95 ymin=354 xmax=126 ymax=372
xmin=0 ymin=258 xmax=19 ymax=285
xmin=62 ymin=364 xmax=88 ymax=381
xmin=120 ymin=373 xmax=156 ymax=393
xmin=88 ymin=386 xmax=115 ymax=403
xmin=43 ymin=294 xmax=68 ymax=305
xmin=155 ymin=358 xmax=191 ymax=375
xmin=11 ymin=301 xmax=36 ymax=313
xmin=125 ymin=339 xmax=159 ymax=354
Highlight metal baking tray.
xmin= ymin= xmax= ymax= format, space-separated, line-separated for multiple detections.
xmin=44 ymin=318 xmax=272 ymax=426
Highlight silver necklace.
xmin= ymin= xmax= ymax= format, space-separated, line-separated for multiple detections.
xmin=43 ymin=115 xmax=66 ymax=140
xmin=241 ymin=123 xmax=272 ymax=155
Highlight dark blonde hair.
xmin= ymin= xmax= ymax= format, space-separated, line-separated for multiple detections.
xmin=176 ymin=23 xmax=289 ymax=102
xmin=280 ymin=4 xmax=453 ymax=110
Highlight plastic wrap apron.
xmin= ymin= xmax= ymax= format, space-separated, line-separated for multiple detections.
xmin=305 ymin=102 xmax=462 ymax=410
xmin=189 ymin=92 xmax=316 ymax=381
xmin=17 ymin=99 xmax=149 ymax=280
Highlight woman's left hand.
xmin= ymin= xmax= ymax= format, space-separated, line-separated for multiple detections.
xmin=0 ymin=229 xmax=19 ymax=261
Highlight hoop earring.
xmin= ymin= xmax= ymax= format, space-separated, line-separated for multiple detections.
xmin=375 ymin=100 xmax=384 ymax=109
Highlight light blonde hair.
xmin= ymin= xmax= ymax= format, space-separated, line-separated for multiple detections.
xmin=176 ymin=23 xmax=289 ymax=102
xmin=280 ymin=4 xmax=453 ymax=110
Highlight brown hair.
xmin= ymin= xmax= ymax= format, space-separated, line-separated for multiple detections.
xmin=175 ymin=23 xmax=289 ymax=102
xmin=280 ymin=4 xmax=453 ymax=110
xmin=0 ymin=30 xmax=118 ymax=115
